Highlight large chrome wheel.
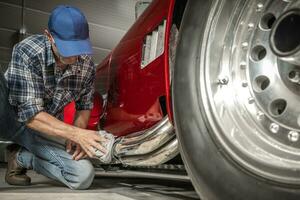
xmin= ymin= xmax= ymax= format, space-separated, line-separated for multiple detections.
xmin=173 ymin=0 xmax=300 ymax=199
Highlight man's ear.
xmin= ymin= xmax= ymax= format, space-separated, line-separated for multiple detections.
xmin=44 ymin=29 xmax=54 ymax=43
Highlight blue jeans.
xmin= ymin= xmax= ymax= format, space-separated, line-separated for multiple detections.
xmin=0 ymin=73 xmax=94 ymax=190
xmin=13 ymin=127 xmax=95 ymax=190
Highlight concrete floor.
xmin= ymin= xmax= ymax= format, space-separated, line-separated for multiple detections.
xmin=0 ymin=167 xmax=199 ymax=200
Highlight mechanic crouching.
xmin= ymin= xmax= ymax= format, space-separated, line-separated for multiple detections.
xmin=0 ymin=5 xmax=115 ymax=190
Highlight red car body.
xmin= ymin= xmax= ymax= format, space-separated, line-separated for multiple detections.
xmin=64 ymin=0 xmax=175 ymax=137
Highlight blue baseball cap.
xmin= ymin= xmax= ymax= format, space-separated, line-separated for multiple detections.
xmin=48 ymin=5 xmax=93 ymax=57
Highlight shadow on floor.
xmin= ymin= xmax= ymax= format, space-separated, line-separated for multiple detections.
xmin=0 ymin=164 xmax=199 ymax=200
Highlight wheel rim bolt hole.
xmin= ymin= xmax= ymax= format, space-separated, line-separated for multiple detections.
xmin=260 ymin=13 xmax=276 ymax=30
xmin=288 ymin=70 xmax=300 ymax=83
xmin=251 ymin=45 xmax=267 ymax=61
xmin=253 ymin=75 xmax=270 ymax=92
xmin=269 ymin=99 xmax=287 ymax=116
xmin=289 ymin=71 xmax=296 ymax=79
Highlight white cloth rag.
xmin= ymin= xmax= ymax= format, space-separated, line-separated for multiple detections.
xmin=94 ymin=130 xmax=115 ymax=163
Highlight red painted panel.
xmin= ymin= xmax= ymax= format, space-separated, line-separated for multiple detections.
xmin=64 ymin=0 xmax=175 ymax=137
xmin=99 ymin=0 xmax=174 ymax=136
xmin=64 ymin=101 xmax=75 ymax=125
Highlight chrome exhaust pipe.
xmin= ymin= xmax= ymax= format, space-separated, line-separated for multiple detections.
xmin=114 ymin=117 xmax=174 ymax=156
xmin=117 ymin=138 xmax=179 ymax=166
xmin=113 ymin=116 xmax=179 ymax=166
xmin=270 ymin=8 xmax=300 ymax=66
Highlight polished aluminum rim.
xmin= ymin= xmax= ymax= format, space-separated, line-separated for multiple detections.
xmin=201 ymin=0 xmax=300 ymax=184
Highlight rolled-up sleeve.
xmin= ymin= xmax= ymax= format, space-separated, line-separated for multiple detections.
xmin=5 ymin=48 xmax=44 ymax=122
xmin=75 ymin=58 xmax=96 ymax=111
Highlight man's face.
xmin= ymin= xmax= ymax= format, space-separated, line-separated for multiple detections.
xmin=51 ymin=42 xmax=79 ymax=65
xmin=58 ymin=54 xmax=78 ymax=65
xmin=45 ymin=30 xmax=79 ymax=66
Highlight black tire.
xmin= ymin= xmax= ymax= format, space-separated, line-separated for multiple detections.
xmin=173 ymin=0 xmax=300 ymax=199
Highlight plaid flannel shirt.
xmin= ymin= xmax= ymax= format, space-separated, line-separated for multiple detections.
xmin=5 ymin=34 xmax=96 ymax=122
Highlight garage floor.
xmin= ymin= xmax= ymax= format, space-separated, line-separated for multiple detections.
xmin=0 ymin=165 xmax=199 ymax=200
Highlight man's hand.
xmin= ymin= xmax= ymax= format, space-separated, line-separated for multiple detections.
xmin=66 ymin=140 xmax=87 ymax=161
xmin=26 ymin=111 xmax=108 ymax=159
xmin=73 ymin=130 xmax=108 ymax=159
xmin=71 ymin=110 xmax=107 ymax=159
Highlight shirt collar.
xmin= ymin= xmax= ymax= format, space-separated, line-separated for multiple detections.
xmin=44 ymin=35 xmax=56 ymax=67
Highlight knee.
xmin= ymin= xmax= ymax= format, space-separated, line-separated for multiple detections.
xmin=68 ymin=160 xmax=95 ymax=190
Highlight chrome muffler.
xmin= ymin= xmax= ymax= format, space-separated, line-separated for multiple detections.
xmin=113 ymin=116 xmax=179 ymax=166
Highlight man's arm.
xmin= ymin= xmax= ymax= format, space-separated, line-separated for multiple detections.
xmin=65 ymin=56 xmax=97 ymax=159
xmin=27 ymin=111 xmax=106 ymax=158
xmin=66 ymin=110 xmax=92 ymax=160
xmin=73 ymin=110 xmax=91 ymax=129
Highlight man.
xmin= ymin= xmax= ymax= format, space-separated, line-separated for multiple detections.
xmin=2 ymin=5 xmax=112 ymax=190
